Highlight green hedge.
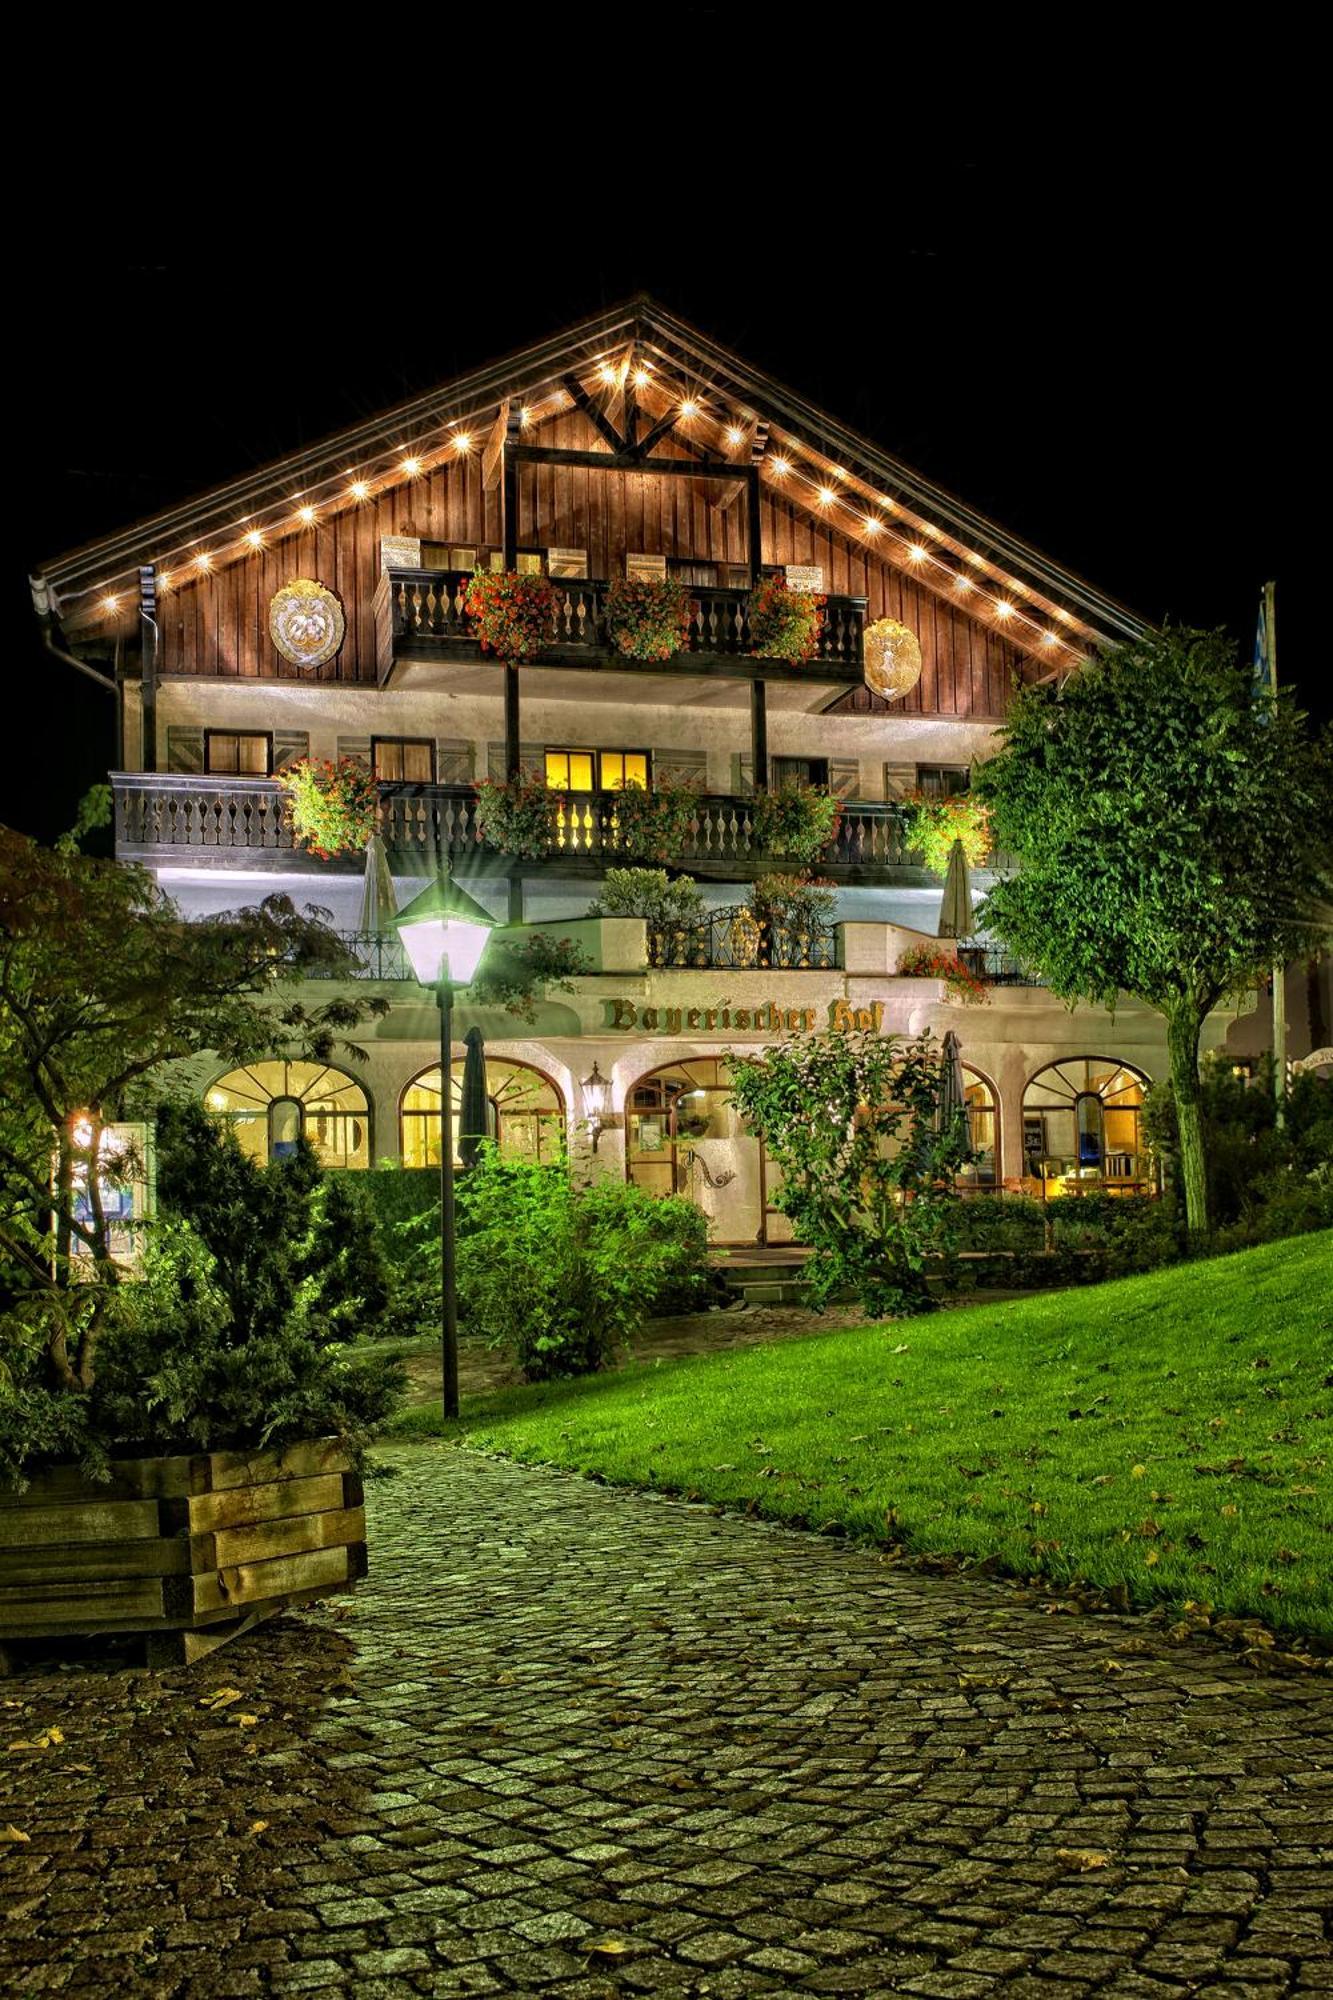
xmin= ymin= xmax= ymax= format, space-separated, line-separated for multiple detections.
xmin=333 ymin=1168 xmax=439 ymax=1233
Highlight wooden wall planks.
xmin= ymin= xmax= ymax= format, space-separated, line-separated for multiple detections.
xmin=158 ymin=412 xmax=1026 ymax=717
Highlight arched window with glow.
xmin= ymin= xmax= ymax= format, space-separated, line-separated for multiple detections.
xmin=205 ymin=1061 xmax=371 ymax=1169
xmin=957 ymin=1067 xmax=998 ymax=1186
xmin=1021 ymin=1058 xmax=1152 ymax=1194
xmin=399 ymin=1058 xmax=565 ymax=1168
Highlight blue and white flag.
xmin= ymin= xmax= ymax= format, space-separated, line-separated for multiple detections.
xmin=1253 ymin=586 xmax=1275 ymax=702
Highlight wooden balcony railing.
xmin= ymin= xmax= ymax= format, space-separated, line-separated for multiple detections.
xmin=383 ymin=569 xmax=867 ymax=680
xmin=113 ymin=776 xmax=917 ymax=879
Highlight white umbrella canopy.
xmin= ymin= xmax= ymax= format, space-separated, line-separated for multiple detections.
xmin=937 ymin=836 xmax=975 ymax=940
xmin=357 ymin=834 xmax=399 ymax=935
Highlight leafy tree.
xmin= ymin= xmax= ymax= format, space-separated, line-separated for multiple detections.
xmin=0 ymin=796 xmax=385 ymax=1397
xmin=973 ymin=632 xmax=1331 ymax=1239
xmin=727 ymin=1031 xmax=971 ymax=1316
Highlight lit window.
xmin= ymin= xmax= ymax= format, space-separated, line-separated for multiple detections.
xmin=400 ymin=1059 xmax=564 ymax=1168
xmin=600 ymin=751 xmax=649 ymax=791
xmin=205 ymin=1061 xmax=370 ymax=1169
xmin=546 ymin=749 xmax=596 ymax=792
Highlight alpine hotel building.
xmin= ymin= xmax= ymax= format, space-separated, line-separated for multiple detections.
xmin=30 ymin=300 xmax=1256 ymax=1245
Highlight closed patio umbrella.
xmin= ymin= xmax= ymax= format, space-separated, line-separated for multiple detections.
xmin=937 ymin=836 xmax=975 ymax=940
xmin=459 ymin=1026 xmax=489 ymax=1169
xmin=357 ymin=833 xmax=398 ymax=934
xmin=937 ymin=1029 xmax=967 ymax=1144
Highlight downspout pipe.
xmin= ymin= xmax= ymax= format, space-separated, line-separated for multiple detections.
xmin=30 ymin=575 xmax=123 ymax=767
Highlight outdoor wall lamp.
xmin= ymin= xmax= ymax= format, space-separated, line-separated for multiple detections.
xmin=582 ymin=1061 xmax=611 ymax=1152
xmin=394 ymin=872 xmax=495 ymax=1421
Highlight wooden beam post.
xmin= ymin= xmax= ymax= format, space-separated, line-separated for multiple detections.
xmin=501 ymin=428 xmax=518 ymax=570
xmin=504 ymin=665 xmax=521 ymax=784
xmin=747 ymin=466 xmax=763 ymax=579
xmin=481 ymin=400 xmax=510 ymax=493
xmin=750 ymin=679 xmax=768 ymax=793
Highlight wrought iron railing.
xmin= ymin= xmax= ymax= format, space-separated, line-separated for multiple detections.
xmin=956 ymin=939 xmax=1046 ymax=986
xmin=651 ymin=905 xmax=839 ymax=970
xmin=385 ymin=569 xmax=867 ymax=670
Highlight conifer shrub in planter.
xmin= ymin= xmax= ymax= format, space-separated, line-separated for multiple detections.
xmin=747 ymin=574 xmax=825 ymax=663
xmin=463 ymin=567 xmax=556 ymax=662
xmin=278 ymin=757 xmax=379 ymax=859
xmin=750 ymin=782 xmax=842 ymax=864
xmin=604 ymin=574 xmax=692 ymax=662
xmin=475 ymin=778 xmax=562 ymax=857
xmin=588 ymin=868 xmax=706 ymax=966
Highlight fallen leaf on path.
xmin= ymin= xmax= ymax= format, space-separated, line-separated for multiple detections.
xmin=199 ymin=1688 xmax=243 ymax=1711
xmin=587 ymin=1937 xmax=633 ymax=1957
xmin=0 ymin=1825 xmax=30 ymax=1843
xmin=1055 ymin=1847 xmax=1111 ymax=1870
xmin=249 ymin=1820 xmax=269 ymax=1834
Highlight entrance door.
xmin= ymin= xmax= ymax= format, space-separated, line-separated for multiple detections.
xmin=626 ymin=1058 xmax=771 ymax=1244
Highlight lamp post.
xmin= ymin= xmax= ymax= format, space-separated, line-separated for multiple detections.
xmin=393 ymin=874 xmax=495 ymax=1420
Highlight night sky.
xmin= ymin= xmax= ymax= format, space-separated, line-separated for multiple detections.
xmin=11 ymin=77 xmax=1317 ymax=845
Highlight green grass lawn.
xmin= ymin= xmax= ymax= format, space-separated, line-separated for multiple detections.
xmin=388 ymin=1233 xmax=1333 ymax=1640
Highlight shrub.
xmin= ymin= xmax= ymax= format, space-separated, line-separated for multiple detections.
xmin=588 ymin=868 xmax=705 ymax=929
xmin=453 ymin=1150 xmax=712 ymax=1379
xmin=475 ymin=778 xmax=562 ymax=857
xmin=469 ymin=931 xmax=593 ymax=1022
xmin=1145 ymin=1055 xmax=1333 ymax=1244
xmin=902 ymin=792 xmax=992 ymax=874
xmin=896 ymin=943 xmax=990 ymax=1004
xmin=605 ymin=574 xmax=691 ymax=661
xmin=747 ymin=575 xmax=825 ymax=663
xmin=750 ymin=783 xmax=842 ymax=865
xmin=463 ymin=567 xmax=555 ymax=662
xmin=277 ymin=757 xmax=379 ymax=859
xmin=606 ymin=783 xmax=700 ymax=862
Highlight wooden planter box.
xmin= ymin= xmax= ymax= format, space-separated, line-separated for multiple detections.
xmin=0 ymin=1438 xmax=366 ymax=1667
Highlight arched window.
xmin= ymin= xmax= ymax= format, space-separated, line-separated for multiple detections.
xmin=400 ymin=1058 xmax=564 ymax=1168
xmin=205 ymin=1060 xmax=371 ymax=1169
xmin=1022 ymin=1058 xmax=1151 ymax=1194
xmin=958 ymin=1067 xmax=998 ymax=1186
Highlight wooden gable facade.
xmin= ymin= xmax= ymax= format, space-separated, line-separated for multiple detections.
xmin=35 ymin=297 xmax=1146 ymax=739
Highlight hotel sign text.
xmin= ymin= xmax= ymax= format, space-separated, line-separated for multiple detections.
xmin=605 ymin=998 xmax=884 ymax=1035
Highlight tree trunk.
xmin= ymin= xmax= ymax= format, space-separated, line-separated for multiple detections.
xmin=1166 ymin=1004 xmax=1209 ymax=1243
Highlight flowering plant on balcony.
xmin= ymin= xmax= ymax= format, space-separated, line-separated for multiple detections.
xmin=607 ymin=782 xmax=700 ymax=862
xmin=475 ymin=779 xmax=562 ymax=858
xmin=605 ymin=574 xmax=692 ymax=663
xmin=896 ymin=942 xmax=990 ymax=1004
xmin=901 ymin=792 xmax=992 ymax=874
xmin=747 ymin=574 xmax=825 ymax=664
xmin=750 ymin=782 xmax=842 ymax=864
xmin=463 ymin=567 xmax=555 ymax=663
xmin=277 ymin=757 xmax=378 ymax=859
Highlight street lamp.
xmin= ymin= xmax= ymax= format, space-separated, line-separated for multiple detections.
xmin=581 ymin=1061 xmax=610 ymax=1152
xmin=393 ymin=873 xmax=495 ymax=1420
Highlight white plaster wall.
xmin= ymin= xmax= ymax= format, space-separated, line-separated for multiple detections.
xmin=152 ymin=678 xmax=1001 ymax=802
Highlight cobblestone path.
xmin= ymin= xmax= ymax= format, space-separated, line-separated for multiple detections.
xmin=2 ymin=1444 xmax=1331 ymax=1998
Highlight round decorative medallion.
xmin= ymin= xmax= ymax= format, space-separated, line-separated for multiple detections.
xmin=863 ymin=617 xmax=923 ymax=700
xmin=269 ymin=578 xmax=346 ymax=669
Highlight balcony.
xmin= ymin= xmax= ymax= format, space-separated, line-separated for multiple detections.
xmin=112 ymin=776 xmax=926 ymax=885
xmin=377 ymin=569 xmax=868 ymax=686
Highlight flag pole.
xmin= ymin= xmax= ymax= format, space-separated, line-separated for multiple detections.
xmin=1265 ymin=581 xmax=1287 ymax=1127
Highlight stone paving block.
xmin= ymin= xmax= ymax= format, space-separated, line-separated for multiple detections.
xmin=0 ymin=1443 xmax=1330 ymax=1998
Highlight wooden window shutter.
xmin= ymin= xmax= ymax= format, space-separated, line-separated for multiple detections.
xmin=486 ymin=741 xmax=543 ymax=782
xmin=337 ymin=736 xmax=372 ymax=766
xmin=828 ymin=758 xmax=861 ymax=801
xmin=436 ymin=738 xmax=474 ymax=785
xmin=654 ymin=748 xmax=707 ymax=789
xmin=731 ymin=753 xmax=753 ymax=796
xmin=166 ymin=727 xmax=204 ymax=773
xmin=273 ymin=731 xmax=310 ymax=771
xmin=882 ymin=762 xmax=917 ymax=801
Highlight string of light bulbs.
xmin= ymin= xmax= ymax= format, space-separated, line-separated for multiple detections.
xmin=87 ymin=347 xmax=1087 ymax=662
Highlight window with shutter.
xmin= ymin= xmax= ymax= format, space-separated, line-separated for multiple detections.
xmin=205 ymin=731 xmax=272 ymax=775
xmin=731 ymin=753 xmax=754 ymax=796
xmin=273 ymin=731 xmax=310 ymax=771
xmin=166 ymin=727 xmax=204 ymax=774
xmin=336 ymin=736 xmax=372 ymax=766
xmin=654 ymin=748 xmax=707 ymax=789
xmin=882 ymin=763 xmax=917 ymax=801
xmin=828 ymin=759 xmax=861 ymax=800
xmin=435 ymin=739 xmax=474 ymax=786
